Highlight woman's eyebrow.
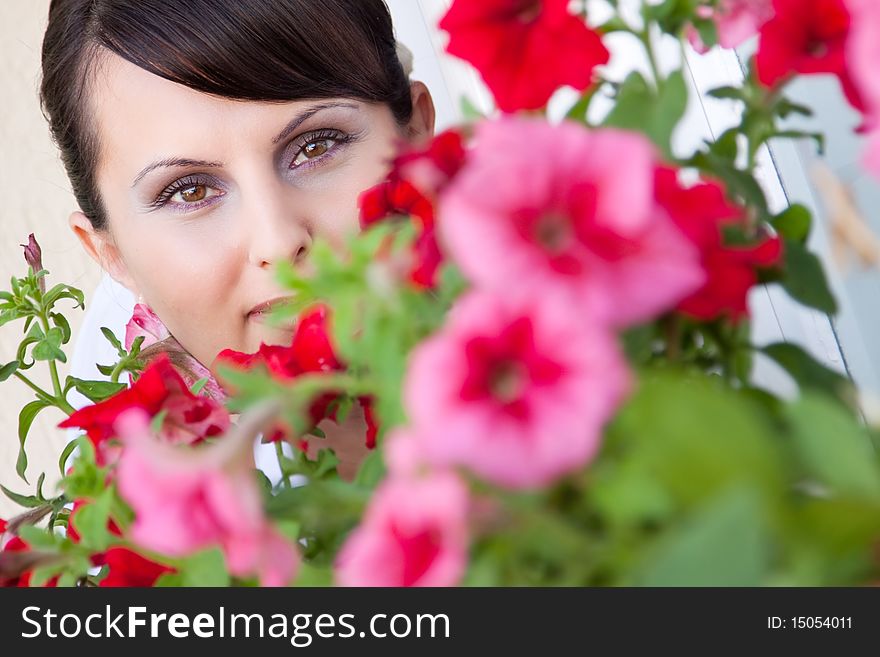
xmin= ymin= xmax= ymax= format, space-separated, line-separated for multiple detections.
xmin=271 ymin=101 xmax=359 ymax=145
xmin=131 ymin=101 xmax=360 ymax=188
xmin=131 ymin=158 xmax=223 ymax=188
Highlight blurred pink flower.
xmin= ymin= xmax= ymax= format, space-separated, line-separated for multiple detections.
xmin=125 ymin=304 xmax=170 ymax=351
xmin=115 ymin=410 xmax=299 ymax=587
xmin=690 ymin=0 xmax=774 ymax=52
xmin=403 ymin=290 xmax=630 ymax=489
xmin=125 ymin=303 xmax=225 ymax=399
xmin=845 ymin=0 xmax=880 ymax=175
xmin=335 ymin=472 xmax=469 ymax=587
xmin=439 ymin=118 xmax=704 ymax=327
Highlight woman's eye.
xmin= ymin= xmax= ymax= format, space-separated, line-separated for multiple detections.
xmin=291 ymin=138 xmax=336 ymax=168
xmin=171 ymin=184 xmax=221 ymax=204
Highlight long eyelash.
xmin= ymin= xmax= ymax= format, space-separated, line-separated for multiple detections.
xmin=147 ymin=128 xmax=361 ymax=213
xmin=289 ymin=129 xmax=360 ymax=169
xmin=149 ymin=174 xmax=218 ymax=211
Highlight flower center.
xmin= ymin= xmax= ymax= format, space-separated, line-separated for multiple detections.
xmin=390 ymin=522 xmax=442 ymax=587
xmin=489 ymin=361 xmax=528 ymax=404
xmin=807 ymin=39 xmax=829 ymax=58
xmin=516 ymin=0 xmax=541 ymax=24
xmin=535 ymin=213 xmax=573 ymax=254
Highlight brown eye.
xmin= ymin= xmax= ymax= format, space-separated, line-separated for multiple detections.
xmin=179 ymin=185 xmax=206 ymax=203
xmin=170 ymin=183 xmax=221 ymax=205
xmin=291 ymin=138 xmax=335 ymax=168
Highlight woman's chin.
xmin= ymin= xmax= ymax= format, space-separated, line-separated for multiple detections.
xmin=248 ymin=320 xmax=296 ymax=350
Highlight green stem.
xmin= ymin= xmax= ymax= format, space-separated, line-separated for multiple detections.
xmin=109 ymin=357 xmax=129 ymax=384
xmin=13 ymin=369 xmax=75 ymax=416
xmin=38 ymin=313 xmax=64 ymax=401
xmin=275 ymin=440 xmax=291 ymax=489
xmin=14 ymin=371 xmax=54 ymax=404
xmin=640 ymin=27 xmax=664 ymax=93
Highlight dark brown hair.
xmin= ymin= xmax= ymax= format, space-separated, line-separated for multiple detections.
xmin=40 ymin=0 xmax=413 ymax=231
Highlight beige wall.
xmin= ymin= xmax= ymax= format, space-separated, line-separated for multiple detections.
xmin=0 ymin=1 xmax=101 ymax=518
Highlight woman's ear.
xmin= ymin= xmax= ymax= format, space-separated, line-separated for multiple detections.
xmin=68 ymin=210 xmax=140 ymax=296
xmin=407 ymin=81 xmax=436 ymax=142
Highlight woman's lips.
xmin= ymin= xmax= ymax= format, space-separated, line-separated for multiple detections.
xmin=247 ymin=296 xmax=295 ymax=323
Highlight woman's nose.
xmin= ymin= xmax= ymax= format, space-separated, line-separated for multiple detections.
xmin=244 ymin=181 xmax=313 ymax=269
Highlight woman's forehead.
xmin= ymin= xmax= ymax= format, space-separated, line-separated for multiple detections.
xmin=89 ymin=52 xmax=374 ymax=181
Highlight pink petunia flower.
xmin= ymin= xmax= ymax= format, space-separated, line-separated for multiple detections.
xmin=845 ymin=0 xmax=880 ymax=175
xmin=125 ymin=304 xmax=170 ymax=351
xmin=403 ymin=290 xmax=630 ymax=489
xmin=335 ymin=472 xmax=469 ymax=587
xmin=125 ymin=303 xmax=226 ymax=399
xmin=114 ymin=409 xmax=299 ymax=587
xmin=439 ymin=118 xmax=705 ymax=328
xmin=690 ymin=0 xmax=774 ymax=52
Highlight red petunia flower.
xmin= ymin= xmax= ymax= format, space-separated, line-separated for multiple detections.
xmin=215 ymin=305 xmax=379 ymax=448
xmin=97 ymin=548 xmax=174 ymax=587
xmin=59 ymin=355 xmax=230 ymax=464
xmin=66 ymin=500 xmax=174 ymax=587
xmin=655 ymin=167 xmax=783 ymax=321
xmin=756 ymin=0 xmax=865 ymax=111
xmin=439 ymin=0 xmax=609 ymax=112
xmin=359 ymin=130 xmax=467 ymax=289
xmin=0 ymin=536 xmax=59 ymax=588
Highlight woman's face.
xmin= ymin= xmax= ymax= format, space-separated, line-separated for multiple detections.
xmin=75 ymin=52 xmax=433 ymax=367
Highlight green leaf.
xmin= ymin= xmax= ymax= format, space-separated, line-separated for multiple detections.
xmin=459 ymin=95 xmax=486 ymax=121
xmin=71 ymin=490 xmax=113 ymax=550
xmin=0 ymin=360 xmax=20 ymax=382
xmin=176 ymin=548 xmax=230 ymax=586
xmin=565 ymin=90 xmax=594 ymax=123
xmin=773 ymin=129 xmax=825 ymax=156
xmin=774 ymin=98 xmax=813 ymax=119
xmin=0 ymin=483 xmax=44 ymax=509
xmin=129 ymin=335 xmax=145 ymax=357
xmin=68 ymin=377 xmax=127 ymax=403
xmin=150 ymin=409 xmax=169 ymax=434
xmin=51 ymin=312 xmax=72 ymax=344
xmin=708 ymin=86 xmax=747 ymax=102
xmin=708 ymin=128 xmax=740 ymax=162
xmin=636 ymin=487 xmax=769 ymax=586
xmin=294 ymin=562 xmax=334 ymax=587
xmin=785 ymin=395 xmax=880 ymax=501
xmin=19 ymin=524 xmax=61 ymax=551
xmin=17 ymin=400 xmax=51 ymax=483
xmin=42 ymin=283 xmax=85 ymax=311
xmin=608 ymin=371 xmax=784 ymax=507
xmin=353 ymin=448 xmax=386 ymax=489
xmin=153 ymin=572 xmax=185 ymax=587
xmin=100 ymin=326 xmax=124 ymax=355
xmin=602 ymin=70 xmax=689 ymax=158
xmin=17 ymin=322 xmax=44 ymax=366
xmin=32 ymin=329 xmax=67 ymax=363
xmin=58 ymin=439 xmax=80 ymax=476
xmin=772 ymin=204 xmax=812 ymax=243
xmin=691 ymin=15 xmax=718 ymax=49
xmin=761 ymin=343 xmax=852 ymax=404
xmin=780 ymin=239 xmax=838 ymax=314
xmin=689 ymin=151 xmax=770 ymax=217
xmin=312 ymin=447 xmax=340 ymax=479
xmin=35 ymin=472 xmax=46 ymax=501
xmin=0 ymin=308 xmax=23 ymax=328
xmin=190 ymin=377 xmax=210 ymax=395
